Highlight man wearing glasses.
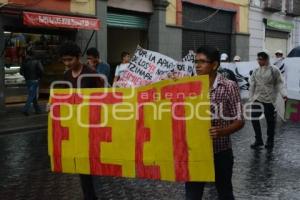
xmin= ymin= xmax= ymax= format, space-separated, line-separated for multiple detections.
xmin=185 ymin=46 xmax=244 ymax=200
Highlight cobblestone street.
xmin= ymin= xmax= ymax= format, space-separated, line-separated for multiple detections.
xmin=0 ymin=121 xmax=300 ymax=200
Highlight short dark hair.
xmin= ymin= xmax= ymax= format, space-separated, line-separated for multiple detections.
xmin=121 ymin=51 xmax=130 ymax=59
xmin=257 ymin=52 xmax=269 ymax=60
xmin=58 ymin=41 xmax=81 ymax=57
xmin=196 ymin=46 xmax=220 ymax=66
xmin=86 ymin=47 xmax=99 ymax=58
xmin=26 ymin=49 xmax=34 ymax=57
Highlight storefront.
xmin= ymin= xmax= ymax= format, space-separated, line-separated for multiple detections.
xmin=249 ymin=3 xmax=298 ymax=60
xmin=182 ymin=2 xmax=234 ymax=58
xmin=107 ymin=9 xmax=149 ymax=67
xmin=264 ymin=19 xmax=294 ymax=57
xmin=105 ymin=0 xmax=152 ymax=79
xmin=0 ymin=8 xmax=100 ymax=105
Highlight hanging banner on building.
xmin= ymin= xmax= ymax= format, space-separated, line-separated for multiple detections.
xmin=114 ymin=46 xmax=195 ymax=88
xmin=48 ymin=76 xmax=215 ymax=182
xmin=23 ymin=12 xmax=100 ymax=30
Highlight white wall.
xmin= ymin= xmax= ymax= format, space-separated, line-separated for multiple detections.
xmin=249 ymin=6 xmax=297 ymax=60
xmin=294 ymin=18 xmax=300 ymax=48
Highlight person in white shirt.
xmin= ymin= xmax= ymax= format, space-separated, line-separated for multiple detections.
xmin=275 ymin=49 xmax=284 ymax=59
xmin=249 ymin=51 xmax=287 ymax=150
xmin=220 ymin=53 xmax=229 ymax=62
xmin=113 ymin=51 xmax=130 ymax=83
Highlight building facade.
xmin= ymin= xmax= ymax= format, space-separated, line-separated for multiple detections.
xmin=249 ymin=0 xmax=300 ymax=60
xmin=167 ymin=0 xmax=250 ymax=61
xmin=96 ymin=0 xmax=250 ymax=64
xmin=0 ymin=0 xmax=251 ymax=110
xmin=0 ymin=0 xmax=99 ymax=110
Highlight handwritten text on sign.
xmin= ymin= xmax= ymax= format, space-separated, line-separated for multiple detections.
xmin=48 ymin=76 xmax=214 ymax=182
xmin=115 ymin=46 xmax=196 ymax=88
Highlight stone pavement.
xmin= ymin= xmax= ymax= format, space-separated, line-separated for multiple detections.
xmin=0 ymin=120 xmax=299 ymax=200
xmin=0 ymin=102 xmax=48 ymax=135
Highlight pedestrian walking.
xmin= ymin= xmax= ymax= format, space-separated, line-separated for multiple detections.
xmin=20 ymin=49 xmax=43 ymax=116
xmin=58 ymin=41 xmax=104 ymax=200
xmin=185 ymin=46 xmax=244 ymax=200
xmin=249 ymin=51 xmax=287 ymax=150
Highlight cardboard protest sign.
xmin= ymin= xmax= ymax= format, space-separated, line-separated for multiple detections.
xmin=48 ymin=76 xmax=215 ymax=182
xmin=115 ymin=46 xmax=195 ymax=88
xmin=173 ymin=51 xmax=196 ymax=78
xmin=285 ymin=99 xmax=300 ymax=122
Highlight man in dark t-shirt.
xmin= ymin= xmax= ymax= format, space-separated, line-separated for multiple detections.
xmin=58 ymin=41 xmax=103 ymax=200
xmin=86 ymin=47 xmax=111 ymax=84
xmin=63 ymin=63 xmax=104 ymax=88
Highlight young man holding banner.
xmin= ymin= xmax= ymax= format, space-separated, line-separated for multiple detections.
xmin=185 ymin=46 xmax=244 ymax=200
xmin=58 ymin=42 xmax=104 ymax=200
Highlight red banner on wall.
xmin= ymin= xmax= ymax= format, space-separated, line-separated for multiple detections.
xmin=23 ymin=12 xmax=100 ymax=30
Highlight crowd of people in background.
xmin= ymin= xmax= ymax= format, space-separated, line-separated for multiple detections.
xmin=19 ymin=41 xmax=288 ymax=200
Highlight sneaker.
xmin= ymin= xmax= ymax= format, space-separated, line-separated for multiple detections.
xmin=22 ymin=111 xmax=29 ymax=116
xmin=250 ymin=141 xmax=264 ymax=149
xmin=265 ymin=142 xmax=274 ymax=149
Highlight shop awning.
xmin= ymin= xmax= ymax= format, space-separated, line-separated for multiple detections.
xmin=23 ymin=12 xmax=100 ymax=30
xmin=264 ymin=18 xmax=294 ymax=32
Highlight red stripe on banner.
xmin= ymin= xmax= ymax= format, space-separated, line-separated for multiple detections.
xmin=171 ymin=98 xmax=189 ymax=181
xmin=161 ymin=81 xmax=202 ymax=181
xmin=51 ymin=93 xmax=82 ymax=172
xmin=136 ymin=89 xmax=161 ymax=179
xmin=89 ymin=93 xmax=123 ymax=176
xmin=52 ymin=105 xmax=69 ymax=172
xmin=291 ymin=103 xmax=300 ymax=122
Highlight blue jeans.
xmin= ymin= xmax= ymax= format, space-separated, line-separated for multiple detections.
xmin=22 ymin=80 xmax=41 ymax=113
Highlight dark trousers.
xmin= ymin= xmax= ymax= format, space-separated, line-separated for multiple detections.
xmin=251 ymin=101 xmax=276 ymax=143
xmin=185 ymin=149 xmax=234 ymax=200
xmin=80 ymin=175 xmax=97 ymax=200
xmin=22 ymin=80 xmax=41 ymax=113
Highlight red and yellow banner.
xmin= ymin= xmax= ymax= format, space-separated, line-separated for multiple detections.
xmin=48 ymin=76 xmax=215 ymax=182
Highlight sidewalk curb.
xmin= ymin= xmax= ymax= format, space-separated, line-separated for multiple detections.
xmin=0 ymin=125 xmax=47 ymax=135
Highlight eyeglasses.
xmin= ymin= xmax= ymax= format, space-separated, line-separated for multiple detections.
xmin=195 ymin=59 xmax=213 ymax=64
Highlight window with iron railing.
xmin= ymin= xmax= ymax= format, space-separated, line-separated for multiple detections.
xmin=263 ymin=0 xmax=283 ymax=12
xmin=286 ymin=0 xmax=300 ymax=16
xmin=250 ymin=0 xmax=262 ymax=8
